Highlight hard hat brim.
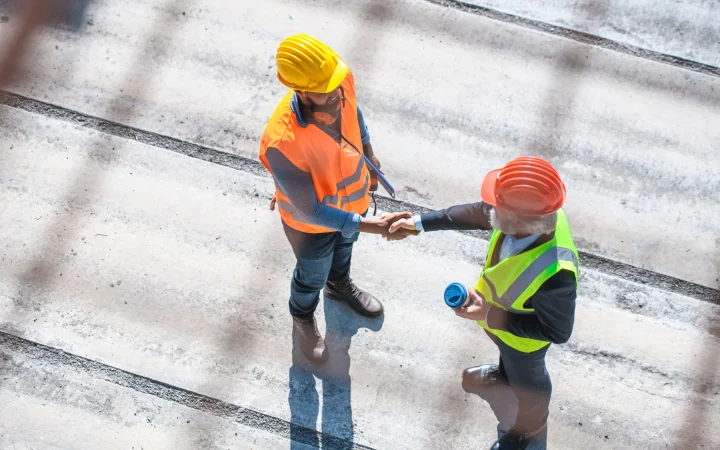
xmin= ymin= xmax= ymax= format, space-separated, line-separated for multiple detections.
xmin=480 ymin=169 xmax=501 ymax=206
xmin=319 ymin=56 xmax=349 ymax=93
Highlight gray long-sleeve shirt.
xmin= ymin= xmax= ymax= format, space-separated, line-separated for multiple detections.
xmin=419 ymin=202 xmax=577 ymax=344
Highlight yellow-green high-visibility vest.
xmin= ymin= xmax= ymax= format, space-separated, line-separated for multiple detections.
xmin=475 ymin=209 xmax=579 ymax=353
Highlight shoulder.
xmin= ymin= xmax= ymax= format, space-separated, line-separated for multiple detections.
xmin=341 ymin=71 xmax=356 ymax=97
xmin=537 ymin=269 xmax=577 ymax=295
xmin=262 ymin=93 xmax=300 ymax=149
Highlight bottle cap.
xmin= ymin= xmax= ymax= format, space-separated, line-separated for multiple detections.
xmin=444 ymin=283 xmax=469 ymax=309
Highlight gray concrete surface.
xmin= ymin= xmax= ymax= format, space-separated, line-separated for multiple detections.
xmin=1 ymin=0 xmax=718 ymax=288
xmin=0 ymin=346 xmax=300 ymax=450
xmin=458 ymin=0 xmax=720 ymax=67
xmin=1 ymin=0 xmax=719 ymax=449
xmin=2 ymin=105 xmax=719 ymax=449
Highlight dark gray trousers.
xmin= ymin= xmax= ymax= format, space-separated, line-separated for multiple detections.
xmin=486 ymin=330 xmax=552 ymax=433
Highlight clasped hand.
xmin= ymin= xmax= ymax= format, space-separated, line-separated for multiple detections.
xmin=362 ymin=211 xmax=420 ymax=241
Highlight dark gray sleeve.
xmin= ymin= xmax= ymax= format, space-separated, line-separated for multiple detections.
xmin=265 ymin=147 xmax=360 ymax=236
xmin=419 ymin=202 xmax=493 ymax=232
xmin=486 ymin=270 xmax=577 ymax=344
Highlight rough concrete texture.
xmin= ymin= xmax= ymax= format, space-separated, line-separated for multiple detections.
xmin=1 ymin=0 xmax=718 ymax=288
xmin=2 ymin=105 xmax=720 ymax=449
xmin=0 ymin=346 xmax=302 ymax=450
xmin=456 ymin=0 xmax=720 ymax=67
xmin=0 ymin=0 xmax=719 ymax=449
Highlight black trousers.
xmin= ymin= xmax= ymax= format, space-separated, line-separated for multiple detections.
xmin=485 ymin=330 xmax=552 ymax=433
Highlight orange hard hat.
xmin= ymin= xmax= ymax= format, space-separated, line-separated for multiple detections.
xmin=276 ymin=34 xmax=349 ymax=93
xmin=480 ymin=156 xmax=566 ymax=216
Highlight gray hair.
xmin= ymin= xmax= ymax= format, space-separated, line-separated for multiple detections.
xmin=490 ymin=208 xmax=557 ymax=235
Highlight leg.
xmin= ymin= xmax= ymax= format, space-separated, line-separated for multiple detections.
xmin=498 ymin=354 xmax=509 ymax=381
xmin=328 ymin=209 xmax=369 ymax=282
xmin=283 ymin=222 xmax=336 ymax=364
xmin=324 ymin=227 xmax=383 ymax=317
xmin=462 ymin=331 xmax=509 ymax=387
xmin=498 ymin=343 xmax=552 ymax=434
xmin=327 ymin=226 xmax=359 ymax=282
xmin=283 ymin=222 xmax=336 ymax=317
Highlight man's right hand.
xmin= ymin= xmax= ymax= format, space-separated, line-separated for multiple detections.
xmin=359 ymin=212 xmax=418 ymax=241
xmin=388 ymin=216 xmax=417 ymax=234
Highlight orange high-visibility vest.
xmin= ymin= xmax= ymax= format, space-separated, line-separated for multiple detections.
xmin=259 ymin=72 xmax=371 ymax=233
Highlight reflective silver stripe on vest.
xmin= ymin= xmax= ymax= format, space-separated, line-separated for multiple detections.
xmin=484 ymin=246 xmax=578 ymax=312
xmin=277 ymin=199 xmax=301 ymax=221
xmin=339 ymin=174 xmax=369 ymax=207
xmin=320 ymin=157 xmax=366 ymax=206
xmin=276 ymin=174 xmax=368 ymax=222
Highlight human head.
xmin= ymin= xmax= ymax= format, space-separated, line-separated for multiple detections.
xmin=276 ymin=33 xmax=348 ymax=94
xmin=481 ymin=156 xmax=566 ymax=235
xmin=276 ymin=34 xmax=348 ymax=124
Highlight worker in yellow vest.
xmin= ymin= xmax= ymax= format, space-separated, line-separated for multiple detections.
xmin=389 ymin=157 xmax=579 ymax=450
xmin=259 ymin=34 xmax=414 ymax=365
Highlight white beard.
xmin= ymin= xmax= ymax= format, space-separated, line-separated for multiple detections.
xmin=489 ymin=208 xmax=519 ymax=235
xmin=490 ymin=208 xmax=558 ymax=236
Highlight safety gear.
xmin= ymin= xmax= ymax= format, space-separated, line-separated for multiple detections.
xmin=490 ymin=426 xmax=546 ymax=450
xmin=475 ymin=210 xmax=579 ymax=353
xmin=325 ymin=278 xmax=384 ymax=317
xmin=259 ymin=72 xmax=371 ymax=234
xmin=462 ymin=364 xmax=507 ymax=386
xmin=481 ymin=157 xmax=566 ymax=216
xmin=276 ymin=34 xmax=349 ymax=93
xmin=293 ymin=315 xmax=328 ymax=364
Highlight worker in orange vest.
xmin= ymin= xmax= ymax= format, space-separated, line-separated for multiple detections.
xmin=259 ymin=34 xmax=413 ymax=364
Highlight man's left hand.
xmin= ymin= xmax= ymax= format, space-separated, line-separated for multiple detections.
xmin=454 ymin=289 xmax=492 ymax=321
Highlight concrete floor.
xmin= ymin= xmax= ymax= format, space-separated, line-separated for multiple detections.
xmin=0 ymin=0 xmax=719 ymax=449
xmin=459 ymin=0 xmax=720 ymax=67
xmin=2 ymin=0 xmax=719 ymax=288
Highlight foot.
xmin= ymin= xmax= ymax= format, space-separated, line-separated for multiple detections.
xmin=490 ymin=426 xmax=545 ymax=450
xmin=324 ymin=278 xmax=384 ymax=317
xmin=462 ymin=364 xmax=507 ymax=386
xmin=292 ymin=315 xmax=328 ymax=364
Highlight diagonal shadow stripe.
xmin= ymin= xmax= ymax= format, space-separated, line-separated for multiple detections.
xmin=0 ymin=330 xmax=375 ymax=450
xmin=0 ymin=90 xmax=717 ymax=306
xmin=422 ymin=0 xmax=720 ymax=79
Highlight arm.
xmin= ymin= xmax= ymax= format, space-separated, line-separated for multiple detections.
xmin=419 ymin=202 xmax=494 ymax=232
xmin=357 ymin=105 xmax=380 ymax=168
xmin=357 ymin=105 xmax=371 ymax=146
xmin=266 ymin=147 xmax=360 ymax=236
xmin=266 ymin=147 xmax=391 ymax=237
xmin=485 ymin=270 xmax=577 ymax=344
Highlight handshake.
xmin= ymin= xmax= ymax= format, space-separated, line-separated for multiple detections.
xmin=359 ymin=211 xmax=420 ymax=241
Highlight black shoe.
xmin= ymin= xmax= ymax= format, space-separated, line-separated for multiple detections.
xmin=462 ymin=364 xmax=507 ymax=386
xmin=490 ymin=426 xmax=545 ymax=450
xmin=292 ymin=315 xmax=328 ymax=364
xmin=324 ymin=278 xmax=384 ymax=317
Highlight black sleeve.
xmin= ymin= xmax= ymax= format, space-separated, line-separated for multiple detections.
xmin=419 ymin=202 xmax=493 ymax=232
xmin=485 ymin=270 xmax=577 ymax=344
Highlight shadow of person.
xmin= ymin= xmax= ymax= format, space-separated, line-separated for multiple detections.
xmin=289 ymin=295 xmax=384 ymax=449
xmin=462 ymin=380 xmax=548 ymax=450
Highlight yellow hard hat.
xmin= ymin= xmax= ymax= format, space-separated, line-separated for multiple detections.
xmin=276 ymin=34 xmax=349 ymax=93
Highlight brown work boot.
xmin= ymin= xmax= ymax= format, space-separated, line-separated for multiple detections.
xmin=324 ymin=278 xmax=384 ymax=317
xmin=490 ymin=425 xmax=546 ymax=450
xmin=292 ymin=315 xmax=328 ymax=364
xmin=462 ymin=364 xmax=507 ymax=386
